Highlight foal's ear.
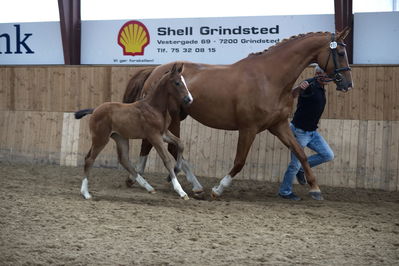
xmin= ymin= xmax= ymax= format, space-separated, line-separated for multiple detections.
xmin=337 ymin=26 xmax=351 ymax=41
xmin=171 ymin=63 xmax=178 ymax=74
xmin=177 ymin=63 xmax=184 ymax=73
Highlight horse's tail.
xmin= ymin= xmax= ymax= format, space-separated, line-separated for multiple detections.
xmin=123 ymin=66 xmax=156 ymax=103
xmin=74 ymin=108 xmax=94 ymax=119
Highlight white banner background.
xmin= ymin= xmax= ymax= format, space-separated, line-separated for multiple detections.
xmin=81 ymin=15 xmax=335 ymax=65
xmin=0 ymin=22 xmax=64 ymax=65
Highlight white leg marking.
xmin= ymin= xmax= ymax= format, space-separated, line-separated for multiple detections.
xmin=80 ymin=177 xmax=92 ymax=199
xmin=171 ymin=175 xmax=188 ymax=199
xmin=212 ymin=175 xmax=232 ymax=196
xmin=136 ymin=174 xmax=155 ymax=193
xmin=128 ymin=155 xmax=149 ymax=184
xmin=181 ymin=159 xmax=203 ymax=192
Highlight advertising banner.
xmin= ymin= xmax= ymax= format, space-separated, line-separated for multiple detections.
xmin=0 ymin=22 xmax=64 ymax=65
xmin=81 ymin=15 xmax=334 ymax=65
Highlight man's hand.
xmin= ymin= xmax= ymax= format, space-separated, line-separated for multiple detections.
xmin=291 ymin=81 xmax=310 ymax=98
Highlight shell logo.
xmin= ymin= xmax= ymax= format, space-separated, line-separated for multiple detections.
xmin=118 ymin=20 xmax=150 ymax=56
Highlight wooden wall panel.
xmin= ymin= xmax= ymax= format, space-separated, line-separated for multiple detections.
xmin=0 ymin=111 xmax=62 ymax=163
xmin=0 ymin=65 xmax=398 ymax=191
xmin=1 ymin=65 xmax=399 ymax=120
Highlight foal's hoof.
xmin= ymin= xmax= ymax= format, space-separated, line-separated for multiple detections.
xmin=125 ymin=178 xmax=135 ymax=188
xmin=81 ymin=193 xmax=92 ymax=200
xmin=309 ymin=191 xmax=324 ymax=201
xmin=192 ymin=190 xmax=206 ymax=200
xmin=182 ymin=195 xmax=190 ymax=200
xmin=148 ymin=189 xmax=156 ymax=194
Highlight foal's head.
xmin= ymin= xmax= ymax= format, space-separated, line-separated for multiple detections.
xmin=159 ymin=63 xmax=193 ymax=107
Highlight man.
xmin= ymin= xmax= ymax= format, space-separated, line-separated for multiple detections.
xmin=279 ymin=65 xmax=334 ymax=201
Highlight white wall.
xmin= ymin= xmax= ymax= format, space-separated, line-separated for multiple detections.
xmin=354 ymin=12 xmax=399 ymax=64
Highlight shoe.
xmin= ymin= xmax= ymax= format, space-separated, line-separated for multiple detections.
xmin=279 ymin=193 xmax=301 ymax=201
xmin=296 ymin=170 xmax=307 ymax=185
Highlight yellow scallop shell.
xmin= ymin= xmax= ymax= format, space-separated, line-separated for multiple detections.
xmin=118 ymin=21 xmax=150 ymax=56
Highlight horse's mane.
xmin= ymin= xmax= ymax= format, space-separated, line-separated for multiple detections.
xmin=247 ymin=31 xmax=330 ymax=57
xmin=123 ymin=67 xmax=155 ymax=103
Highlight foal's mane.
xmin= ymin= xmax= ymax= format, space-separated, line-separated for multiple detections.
xmin=248 ymin=31 xmax=330 ymax=57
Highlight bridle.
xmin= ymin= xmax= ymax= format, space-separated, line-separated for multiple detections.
xmin=321 ymin=33 xmax=351 ymax=87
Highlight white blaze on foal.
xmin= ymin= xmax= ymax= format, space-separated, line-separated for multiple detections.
xmin=181 ymin=75 xmax=193 ymax=103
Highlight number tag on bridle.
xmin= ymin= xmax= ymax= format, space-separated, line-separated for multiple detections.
xmin=330 ymin=41 xmax=338 ymax=49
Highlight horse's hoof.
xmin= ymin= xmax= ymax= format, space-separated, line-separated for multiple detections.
xmin=148 ymin=189 xmax=156 ymax=194
xmin=210 ymin=191 xmax=220 ymax=200
xmin=309 ymin=191 xmax=324 ymax=201
xmin=192 ymin=190 xmax=206 ymax=200
xmin=81 ymin=193 xmax=92 ymax=200
xmin=182 ymin=195 xmax=190 ymax=200
xmin=125 ymin=178 xmax=135 ymax=188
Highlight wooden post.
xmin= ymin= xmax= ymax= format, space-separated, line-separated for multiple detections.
xmin=58 ymin=0 xmax=81 ymax=65
xmin=334 ymin=0 xmax=353 ymax=64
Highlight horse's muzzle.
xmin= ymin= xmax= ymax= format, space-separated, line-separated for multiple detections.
xmin=183 ymin=95 xmax=193 ymax=105
xmin=336 ymin=82 xmax=353 ymax=92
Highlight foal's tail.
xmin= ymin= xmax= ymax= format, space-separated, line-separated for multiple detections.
xmin=123 ymin=67 xmax=156 ymax=103
xmin=74 ymin=108 xmax=94 ymax=119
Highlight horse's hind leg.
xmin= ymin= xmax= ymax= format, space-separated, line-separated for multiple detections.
xmin=163 ymin=130 xmax=204 ymax=196
xmin=126 ymin=139 xmax=152 ymax=187
xmin=148 ymin=134 xmax=189 ymax=200
xmin=111 ymin=134 xmax=155 ymax=193
xmin=81 ymin=138 xmax=108 ymax=199
xmin=211 ymin=128 xmax=257 ymax=198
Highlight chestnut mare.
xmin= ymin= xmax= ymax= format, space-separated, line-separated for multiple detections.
xmin=75 ymin=64 xmax=194 ymax=200
xmin=123 ymin=28 xmax=353 ymax=200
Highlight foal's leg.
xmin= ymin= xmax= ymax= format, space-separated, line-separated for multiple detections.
xmin=111 ymin=134 xmax=155 ymax=193
xmin=269 ymin=121 xmax=322 ymax=198
xmin=211 ymin=128 xmax=257 ymax=198
xmin=163 ymin=130 xmax=204 ymax=194
xmin=148 ymin=134 xmax=189 ymax=200
xmin=126 ymin=139 xmax=153 ymax=187
xmin=168 ymin=117 xmax=204 ymax=194
xmin=81 ymin=137 xmax=109 ymax=199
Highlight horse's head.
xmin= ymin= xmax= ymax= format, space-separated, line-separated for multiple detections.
xmin=162 ymin=63 xmax=193 ymax=106
xmin=317 ymin=27 xmax=353 ymax=92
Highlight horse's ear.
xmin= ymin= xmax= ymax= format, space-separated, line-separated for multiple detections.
xmin=337 ymin=26 xmax=351 ymax=41
xmin=177 ymin=63 xmax=184 ymax=73
xmin=171 ymin=63 xmax=177 ymax=74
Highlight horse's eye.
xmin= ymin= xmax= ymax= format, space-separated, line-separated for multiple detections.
xmin=175 ymin=81 xmax=181 ymax=86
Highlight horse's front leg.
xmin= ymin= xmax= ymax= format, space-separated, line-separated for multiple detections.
xmin=167 ymin=115 xmax=204 ymax=197
xmin=148 ymin=134 xmax=189 ymax=200
xmin=211 ymin=128 xmax=258 ymax=198
xmin=270 ymin=121 xmax=322 ymax=200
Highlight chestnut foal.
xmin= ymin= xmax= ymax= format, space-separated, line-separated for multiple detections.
xmin=74 ymin=64 xmax=193 ymax=200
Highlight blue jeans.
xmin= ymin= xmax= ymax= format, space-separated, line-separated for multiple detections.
xmin=279 ymin=123 xmax=334 ymax=196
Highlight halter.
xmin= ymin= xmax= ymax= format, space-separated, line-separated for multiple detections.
xmin=321 ymin=33 xmax=351 ymax=84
